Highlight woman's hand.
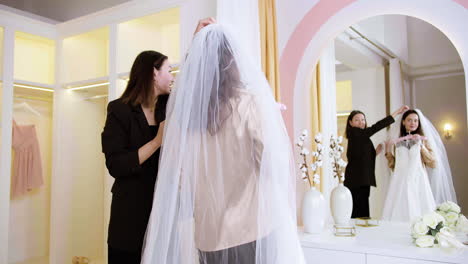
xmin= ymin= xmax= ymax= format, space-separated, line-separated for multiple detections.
xmin=194 ymin=17 xmax=216 ymax=35
xmin=391 ymin=105 xmax=410 ymax=118
xmin=385 ymin=139 xmax=395 ymax=153
xmin=138 ymin=121 xmax=166 ymax=164
xmin=376 ymin=143 xmax=384 ymax=155
xmin=411 ymin=134 xmax=427 ymax=141
xmin=154 ymin=121 xmax=165 ymax=146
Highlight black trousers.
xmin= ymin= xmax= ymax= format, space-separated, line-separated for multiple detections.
xmin=108 ymin=246 xmax=141 ymax=264
xmin=350 ymin=185 xmax=371 ymax=218
xmin=199 ymin=240 xmax=256 ymax=264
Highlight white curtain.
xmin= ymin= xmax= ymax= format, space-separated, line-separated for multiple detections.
xmin=217 ymin=0 xmax=261 ymax=66
xmin=319 ymin=42 xmax=338 ymax=222
xmin=389 ymin=58 xmax=405 ymax=110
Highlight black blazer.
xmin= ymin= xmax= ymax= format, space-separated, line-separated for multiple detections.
xmin=344 ymin=115 xmax=394 ymax=189
xmin=101 ymin=98 xmax=162 ymax=252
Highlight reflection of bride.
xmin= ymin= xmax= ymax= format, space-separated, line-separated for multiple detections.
xmin=381 ymin=109 xmax=457 ymax=222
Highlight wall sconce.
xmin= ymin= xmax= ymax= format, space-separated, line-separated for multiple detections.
xmin=443 ymin=123 xmax=453 ymax=139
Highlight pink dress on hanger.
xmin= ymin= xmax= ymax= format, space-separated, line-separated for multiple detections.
xmin=11 ymin=120 xmax=43 ymax=198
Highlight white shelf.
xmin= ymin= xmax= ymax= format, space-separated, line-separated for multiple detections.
xmin=14 ymin=31 xmax=55 ymax=85
xmin=63 ymin=27 xmax=109 ymax=84
xmin=63 ymin=76 xmax=109 ymax=89
xmin=117 ymin=8 xmax=180 ymax=73
xmin=300 ymin=222 xmax=468 ymax=264
xmin=117 ymin=72 xmax=129 ymax=80
xmin=14 ymin=79 xmax=55 ymax=89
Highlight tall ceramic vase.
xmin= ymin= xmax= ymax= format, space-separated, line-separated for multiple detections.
xmin=330 ymin=183 xmax=353 ymax=226
xmin=302 ymin=186 xmax=326 ymax=233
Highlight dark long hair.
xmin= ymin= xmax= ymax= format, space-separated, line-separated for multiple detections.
xmin=207 ymin=33 xmax=242 ymax=134
xmin=400 ymin=109 xmax=424 ymax=137
xmin=345 ymin=110 xmax=366 ymax=138
xmin=120 ymin=50 xmax=168 ymax=124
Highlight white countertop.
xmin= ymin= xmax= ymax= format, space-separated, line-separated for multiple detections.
xmin=299 ymin=221 xmax=468 ymax=264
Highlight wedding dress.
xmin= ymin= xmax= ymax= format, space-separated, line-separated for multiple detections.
xmin=382 ymin=139 xmax=436 ymax=222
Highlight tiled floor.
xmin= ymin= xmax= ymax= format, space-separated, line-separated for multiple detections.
xmin=12 ymin=256 xmax=48 ymax=264
xmin=12 ymin=256 xmax=105 ymax=264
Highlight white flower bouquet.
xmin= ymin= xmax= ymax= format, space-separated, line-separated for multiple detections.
xmin=296 ymin=129 xmax=323 ymax=188
xmin=436 ymin=201 xmax=468 ymax=233
xmin=411 ymin=202 xmax=467 ymax=248
xmin=329 ymin=135 xmax=347 ymax=183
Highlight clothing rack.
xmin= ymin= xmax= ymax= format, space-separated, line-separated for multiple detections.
xmin=348 ymin=26 xmax=397 ymax=59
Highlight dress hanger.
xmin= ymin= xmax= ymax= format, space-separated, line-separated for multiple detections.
xmin=13 ymin=102 xmax=41 ymax=117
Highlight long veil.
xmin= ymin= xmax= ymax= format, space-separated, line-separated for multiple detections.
xmin=140 ymin=24 xmax=305 ymax=264
xmin=384 ymin=109 xmax=457 ymax=205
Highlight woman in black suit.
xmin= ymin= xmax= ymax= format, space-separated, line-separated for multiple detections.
xmin=344 ymin=105 xmax=408 ymax=218
xmin=101 ymin=50 xmax=174 ymax=264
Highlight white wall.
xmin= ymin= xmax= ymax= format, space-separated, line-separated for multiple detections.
xmin=337 ymin=68 xmax=386 ymax=126
xmin=414 ymin=74 xmax=468 ymax=213
xmin=355 ymin=16 xmax=385 ymax=44
xmin=356 ymin=15 xmax=409 ymax=63
xmin=382 ymin=15 xmax=408 ymax=63
xmin=276 ymin=0 xmax=319 ymax=55
xmin=52 ymin=91 xmax=107 ymax=262
xmin=407 ymin=16 xmax=462 ymax=68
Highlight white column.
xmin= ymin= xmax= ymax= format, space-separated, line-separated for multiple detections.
xmin=49 ymin=38 xmax=72 ymax=264
xmin=0 ymin=27 xmax=14 ymax=264
xmin=319 ymin=42 xmax=338 ymax=221
xmin=108 ymin=24 xmax=118 ymax=101
xmin=103 ymin=23 xmax=119 ymax=262
xmin=179 ymin=0 xmax=217 ymax=56
xmin=389 ymin=58 xmax=404 ymax=111
xmin=216 ymin=0 xmax=261 ymax=66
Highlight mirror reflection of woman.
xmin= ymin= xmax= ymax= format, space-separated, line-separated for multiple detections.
xmin=382 ymin=109 xmax=457 ymax=222
xmin=344 ymin=106 xmax=408 ymax=219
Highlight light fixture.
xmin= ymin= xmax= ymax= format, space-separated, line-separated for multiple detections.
xmin=14 ymin=84 xmax=54 ymax=92
xmin=337 ymin=112 xmax=351 ymax=117
xmin=68 ymin=82 xmax=110 ymax=91
xmin=443 ymin=123 xmax=453 ymax=139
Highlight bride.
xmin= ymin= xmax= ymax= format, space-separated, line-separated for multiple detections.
xmin=382 ymin=109 xmax=457 ymax=222
xmin=140 ymin=22 xmax=305 ymax=264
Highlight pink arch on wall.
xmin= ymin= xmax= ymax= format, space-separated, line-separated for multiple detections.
xmin=454 ymin=0 xmax=468 ymax=8
xmin=279 ymin=0 xmax=468 ymax=137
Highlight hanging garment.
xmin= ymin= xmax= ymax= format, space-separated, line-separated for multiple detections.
xmin=11 ymin=120 xmax=43 ymax=198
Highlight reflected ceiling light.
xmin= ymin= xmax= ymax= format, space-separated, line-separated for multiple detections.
xmin=14 ymin=84 xmax=54 ymax=92
xmin=337 ymin=112 xmax=351 ymax=117
xmin=68 ymin=82 xmax=110 ymax=91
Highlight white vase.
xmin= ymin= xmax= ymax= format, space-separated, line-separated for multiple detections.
xmin=302 ymin=186 xmax=326 ymax=234
xmin=330 ymin=183 xmax=353 ymax=226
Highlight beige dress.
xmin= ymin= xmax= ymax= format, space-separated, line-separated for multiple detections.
xmin=11 ymin=120 xmax=43 ymax=198
xmin=194 ymin=92 xmax=267 ymax=252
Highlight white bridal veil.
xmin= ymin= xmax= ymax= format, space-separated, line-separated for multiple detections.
xmin=140 ymin=24 xmax=305 ymax=264
xmin=386 ymin=109 xmax=457 ymax=205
